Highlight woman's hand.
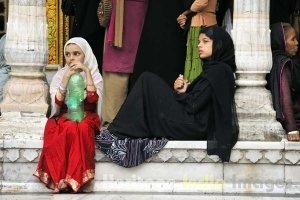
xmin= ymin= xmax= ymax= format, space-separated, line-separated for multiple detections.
xmin=68 ymin=61 xmax=90 ymax=73
xmin=68 ymin=61 xmax=96 ymax=92
xmin=287 ymin=131 xmax=300 ymax=141
xmin=64 ymin=61 xmax=90 ymax=80
xmin=174 ymin=74 xmax=190 ymax=94
xmin=177 ymin=14 xmax=187 ymax=29
xmin=64 ymin=65 xmax=77 ymax=79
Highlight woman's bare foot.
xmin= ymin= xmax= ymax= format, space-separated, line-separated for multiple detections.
xmin=53 ymin=188 xmax=60 ymax=194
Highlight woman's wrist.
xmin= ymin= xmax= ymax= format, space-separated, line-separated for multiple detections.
xmin=59 ymin=85 xmax=67 ymax=95
xmin=56 ymin=91 xmax=65 ymax=102
xmin=182 ymin=10 xmax=191 ymax=16
xmin=86 ymin=83 xmax=94 ymax=87
xmin=84 ymin=67 xmax=91 ymax=74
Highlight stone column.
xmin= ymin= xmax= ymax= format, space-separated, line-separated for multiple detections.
xmin=232 ymin=0 xmax=285 ymax=141
xmin=1 ymin=0 xmax=48 ymax=114
xmin=0 ymin=0 xmax=48 ymax=139
xmin=0 ymin=35 xmax=9 ymax=107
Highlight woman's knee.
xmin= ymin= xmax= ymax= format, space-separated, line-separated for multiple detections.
xmin=140 ymin=72 xmax=155 ymax=80
xmin=139 ymin=72 xmax=161 ymax=85
xmin=78 ymin=122 xmax=95 ymax=137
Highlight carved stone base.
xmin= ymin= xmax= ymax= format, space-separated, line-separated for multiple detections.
xmin=0 ymin=112 xmax=46 ymax=140
xmin=235 ymin=86 xmax=285 ymax=141
xmin=0 ymin=77 xmax=49 ymax=115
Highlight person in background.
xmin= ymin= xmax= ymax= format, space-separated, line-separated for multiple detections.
xmin=33 ymin=37 xmax=103 ymax=193
xmin=129 ymin=0 xmax=187 ymax=89
xmin=269 ymin=22 xmax=300 ymax=141
xmin=177 ymin=0 xmax=218 ymax=82
xmin=291 ymin=0 xmax=300 ymax=37
xmin=216 ymin=0 xmax=233 ymax=27
xmin=96 ymin=25 xmax=239 ymax=168
xmin=101 ymin=0 xmax=148 ymax=127
xmin=0 ymin=35 xmax=10 ymax=116
xmin=61 ymin=0 xmax=105 ymax=71
xmin=270 ymin=0 xmax=297 ymax=25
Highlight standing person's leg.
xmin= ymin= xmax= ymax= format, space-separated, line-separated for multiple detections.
xmin=102 ymin=71 xmax=129 ymax=126
xmin=184 ymin=27 xmax=203 ymax=82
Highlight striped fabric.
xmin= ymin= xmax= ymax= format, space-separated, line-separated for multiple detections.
xmin=96 ymin=129 xmax=168 ymax=168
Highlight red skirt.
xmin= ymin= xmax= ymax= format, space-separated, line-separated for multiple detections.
xmin=33 ymin=113 xmax=100 ymax=192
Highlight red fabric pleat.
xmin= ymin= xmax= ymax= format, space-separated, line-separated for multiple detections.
xmin=33 ymin=113 xmax=100 ymax=192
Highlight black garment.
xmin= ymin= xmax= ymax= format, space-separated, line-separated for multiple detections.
xmin=269 ymin=55 xmax=291 ymax=123
xmin=195 ymin=25 xmax=238 ymax=161
xmin=62 ymin=0 xmax=105 ymax=71
xmin=96 ymin=25 xmax=238 ymax=166
xmin=216 ymin=0 xmax=233 ymax=26
xmin=270 ymin=0 xmax=297 ymax=25
xmin=183 ymin=0 xmax=194 ymax=9
xmin=129 ymin=0 xmax=186 ymax=89
xmin=292 ymin=57 xmax=300 ymax=94
xmin=111 ymin=72 xmax=212 ymax=140
xmin=269 ymin=22 xmax=293 ymax=122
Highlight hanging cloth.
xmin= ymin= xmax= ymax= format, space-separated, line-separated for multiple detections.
xmin=114 ymin=0 xmax=124 ymax=48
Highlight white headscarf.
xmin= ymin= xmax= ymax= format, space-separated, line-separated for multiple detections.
xmin=49 ymin=37 xmax=103 ymax=118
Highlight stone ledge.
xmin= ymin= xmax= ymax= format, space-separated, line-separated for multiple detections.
xmin=1 ymin=140 xmax=300 ymax=165
xmin=1 ymin=139 xmax=300 ymax=194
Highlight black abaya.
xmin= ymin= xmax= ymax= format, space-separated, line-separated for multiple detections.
xmin=110 ymin=72 xmax=212 ymax=140
xmin=96 ymin=25 xmax=238 ymax=167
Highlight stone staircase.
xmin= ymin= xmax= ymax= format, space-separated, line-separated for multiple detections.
xmin=1 ymin=113 xmax=300 ymax=195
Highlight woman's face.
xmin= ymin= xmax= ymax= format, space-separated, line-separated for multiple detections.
xmin=198 ymin=33 xmax=213 ymax=59
xmin=64 ymin=43 xmax=85 ymax=66
xmin=285 ymin=28 xmax=298 ymax=56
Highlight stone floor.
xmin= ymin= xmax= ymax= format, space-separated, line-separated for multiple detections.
xmin=1 ymin=193 xmax=300 ymax=200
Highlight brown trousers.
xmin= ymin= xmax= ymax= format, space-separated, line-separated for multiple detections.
xmin=102 ymin=71 xmax=129 ymax=124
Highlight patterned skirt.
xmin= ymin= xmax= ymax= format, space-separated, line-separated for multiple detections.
xmin=95 ymin=129 xmax=168 ymax=168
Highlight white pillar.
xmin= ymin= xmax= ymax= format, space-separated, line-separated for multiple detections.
xmin=232 ymin=0 xmax=285 ymax=141
xmin=1 ymin=0 xmax=49 ymax=114
xmin=0 ymin=0 xmax=48 ymax=139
